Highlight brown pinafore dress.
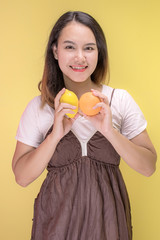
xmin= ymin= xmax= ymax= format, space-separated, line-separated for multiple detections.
xmin=31 ymin=89 xmax=132 ymax=240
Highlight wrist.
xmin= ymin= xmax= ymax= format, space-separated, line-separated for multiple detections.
xmin=103 ymin=127 xmax=118 ymax=141
xmin=47 ymin=130 xmax=61 ymax=145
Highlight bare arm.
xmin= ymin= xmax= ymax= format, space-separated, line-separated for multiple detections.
xmin=87 ymin=89 xmax=157 ymax=176
xmin=12 ymin=133 xmax=60 ymax=187
xmin=12 ymin=88 xmax=78 ymax=187
xmin=105 ymin=128 xmax=157 ymax=176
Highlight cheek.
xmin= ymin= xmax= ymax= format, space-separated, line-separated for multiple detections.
xmin=58 ymin=60 xmax=66 ymax=73
xmin=57 ymin=52 xmax=67 ymax=70
xmin=57 ymin=51 xmax=71 ymax=65
xmin=90 ymin=53 xmax=98 ymax=69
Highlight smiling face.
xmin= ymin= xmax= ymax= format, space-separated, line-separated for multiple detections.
xmin=53 ymin=21 xmax=98 ymax=84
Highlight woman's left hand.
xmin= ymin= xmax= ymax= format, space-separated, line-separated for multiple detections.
xmin=86 ymin=90 xmax=157 ymax=177
xmin=84 ymin=89 xmax=114 ymax=137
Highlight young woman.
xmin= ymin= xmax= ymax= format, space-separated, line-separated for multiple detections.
xmin=12 ymin=11 xmax=157 ymax=240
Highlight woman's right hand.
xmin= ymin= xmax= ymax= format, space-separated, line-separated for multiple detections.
xmin=12 ymin=88 xmax=78 ymax=187
xmin=51 ymin=88 xmax=78 ymax=141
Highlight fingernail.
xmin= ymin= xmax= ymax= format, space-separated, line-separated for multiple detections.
xmin=71 ymin=106 xmax=77 ymax=109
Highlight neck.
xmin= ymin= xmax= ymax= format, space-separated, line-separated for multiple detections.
xmin=64 ymin=77 xmax=102 ymax=99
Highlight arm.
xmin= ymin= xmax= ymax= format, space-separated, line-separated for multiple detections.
xmin=12 ymin=133 xmax=60 ymax=187
xmin=105 ymin=128 xmax=157 ymax=176
xmin=12 ymin=88 xmax=78 ymax=187
xmin=86 ymin=89 xmax=157 ymax=176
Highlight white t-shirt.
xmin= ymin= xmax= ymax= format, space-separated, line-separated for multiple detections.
xmin=16 ymin=85 xmax=147 ymax=149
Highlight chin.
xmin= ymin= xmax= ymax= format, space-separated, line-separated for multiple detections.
xmin=64 ymin=75 xmax=90 ymax=83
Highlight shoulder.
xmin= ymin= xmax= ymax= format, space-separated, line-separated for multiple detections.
xmin=16 ymin=96 xmax=54 ymax=147
xmin=102 ymin=85 xmax=147 ymax=139
xmin=112 ymin=88 xmax=143 ymax=117
xmin=25 ymin=95 xmax=54 ymax=134
xmin=108 ymin=86 xmax=145 ymax=122
xmin=24 ymin=95 xmax=54 ymax=118
xmin=24 ymin=95 xmax=41 ymax=114
xmin=102 ymin=84 xmax=131 ymax=104
xmin=25 ymin=95 xmax=43 ymax=110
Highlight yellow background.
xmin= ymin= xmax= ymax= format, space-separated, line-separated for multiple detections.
xmin=0 ymin=0 xmax=160 ymax=239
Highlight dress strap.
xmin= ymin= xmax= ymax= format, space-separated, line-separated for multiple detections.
xmin=109 ymin=88 xmax=115 ymax=107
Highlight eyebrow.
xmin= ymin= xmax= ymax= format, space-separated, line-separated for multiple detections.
xmin=63 ymin=40 xmax=96 ymax=46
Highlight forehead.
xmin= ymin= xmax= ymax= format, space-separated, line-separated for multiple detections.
xmin=58 ymin=21 xmax=96 ymax=43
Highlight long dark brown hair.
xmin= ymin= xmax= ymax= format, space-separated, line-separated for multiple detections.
xmin=39 ymin=11 xmax=109 ymax=108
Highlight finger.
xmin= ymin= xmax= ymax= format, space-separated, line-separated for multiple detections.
xmin=91 ymin=89 xmax=109 ymax=105
xmin=55 ymin=102 xmax=77 ymax=122
xmin=93 ymin=102 xmax=108 ymax=110
xmin=66 ymin=112 xmax=80 ymax=123
xmin=54 ymin=88 xmax=66 ymax=109
xmin=56 ymin=102 xmax=77 ymax=114
xmin=56 ymin=108 xmax=77 ymax=120
xmin=93 ymin=102 xmax=112 ymax=115
xmin=73 ymin=112 xmax=80 ymax=120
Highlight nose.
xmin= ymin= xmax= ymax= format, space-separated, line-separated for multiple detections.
xmin=74 ymin=50 xmax=86 ymax=63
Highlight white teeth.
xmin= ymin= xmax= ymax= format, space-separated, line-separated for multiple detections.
xmin=72 ymin=66 xmax=86 ymax=69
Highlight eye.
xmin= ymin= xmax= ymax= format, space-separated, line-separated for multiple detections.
xmin=85 ymin=46 xmax=95 ymax=51
xmin=65 ymin=45 xmax=75 ymax=50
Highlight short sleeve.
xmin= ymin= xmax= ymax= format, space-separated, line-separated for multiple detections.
xmin=16 ymin=97 xmax=43 ymax=148
xmin=120 ymin=90 xmax=147 ymax=139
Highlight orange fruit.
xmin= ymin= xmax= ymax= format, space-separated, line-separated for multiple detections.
xmin=60 ymin=89 xmax=78 ymax=118
xmin=79 ymin=92 xmax=101 ymax=116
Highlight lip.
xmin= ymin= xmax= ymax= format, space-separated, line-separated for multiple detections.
xmin=70 ymin=65 xmax=88 ymax=72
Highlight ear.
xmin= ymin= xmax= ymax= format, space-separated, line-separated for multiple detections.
xmin=52 ymin=45 xmax=58 ymax=60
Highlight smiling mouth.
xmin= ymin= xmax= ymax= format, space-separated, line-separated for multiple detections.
xmin=70 ymin=66 xmax=88 ymax=72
